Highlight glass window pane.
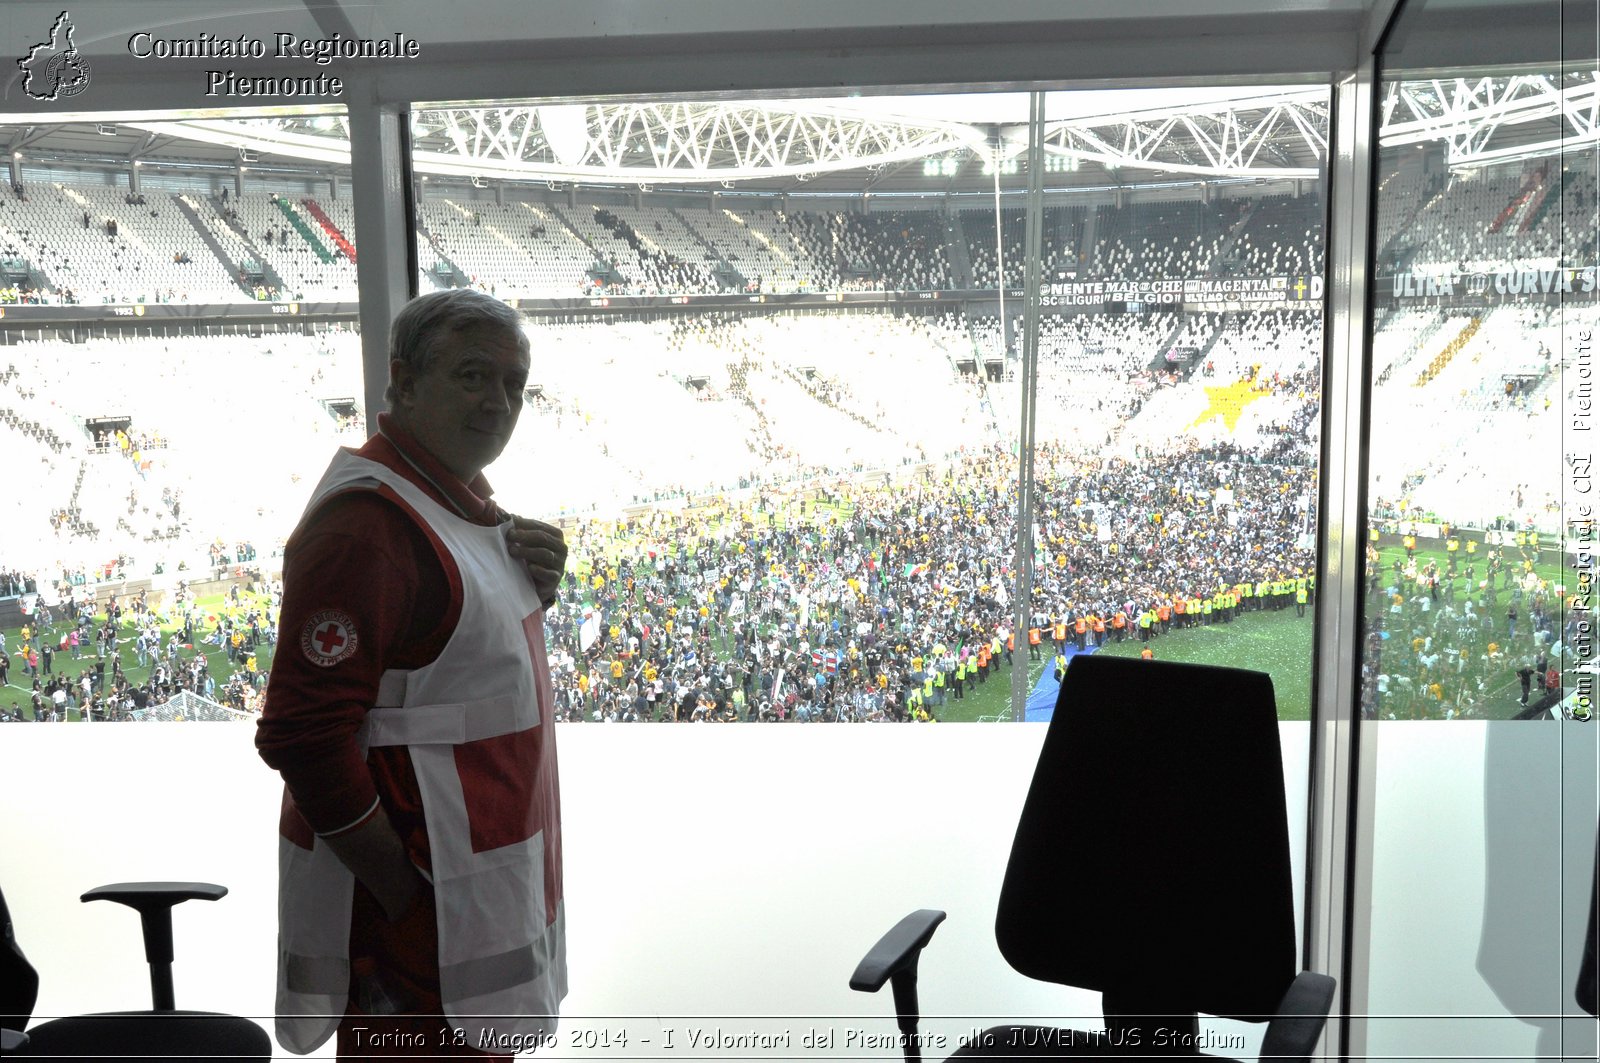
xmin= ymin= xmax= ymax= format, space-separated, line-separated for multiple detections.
xmin=1358 ymin=1 xmax=1599 ymax=1058
xmin=412 ymin=94 xmax=1031 ymax=726
xmin=410 ymin=89 xmax=1327 ymax=729
xmin=1023 ymin=91 xmax=1328 ymax=723
xmin=0 ymin=110 xmax=363 ymax=723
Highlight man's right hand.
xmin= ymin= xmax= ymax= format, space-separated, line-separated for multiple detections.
xmin=320 ymin=811 xmax=428 ymax=922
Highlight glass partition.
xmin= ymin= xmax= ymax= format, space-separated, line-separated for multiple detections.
xmin=410 ymin=88 xmax=1330 ymax=728
xmin=1356 ymin=0 xmax=1600 ymax=1057
xmin=0 ymin=109 xmax=361 ymax=723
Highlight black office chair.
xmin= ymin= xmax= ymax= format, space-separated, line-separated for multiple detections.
xmin=0 ymin=881 xmax=272 ymax=1061
xmin=851 ymin=655 xmax=1336 ymax=1061
xmin=1579 ymin=826 xmax=1598 ymax=1019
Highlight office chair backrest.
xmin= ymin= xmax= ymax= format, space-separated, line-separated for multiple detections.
xmin=1579 ymin=825 xmax=1598 ymax=1018
xmin=0 ymin=885 xmax=40 ymax=1034
xmin=996 ymin=654 xmax=1295 ymax=1021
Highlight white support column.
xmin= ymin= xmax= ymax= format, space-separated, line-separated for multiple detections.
xmin=1311 ymin=36 xmax=1387 ymax=1063
xmin=1009 ymin=93 xmax=1047 ymax=722
xmin=346 ymin=96 xmax=416 ymax=433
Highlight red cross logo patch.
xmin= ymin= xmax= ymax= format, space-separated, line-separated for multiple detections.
xmin=300 ymin=610 xmax=358 ymax=667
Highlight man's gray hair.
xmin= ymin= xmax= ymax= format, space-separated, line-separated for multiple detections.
xmin=386 ymin=289 xmax=528 ymax=406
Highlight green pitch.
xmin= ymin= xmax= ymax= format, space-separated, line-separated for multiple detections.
xmin=1368 ymin=539 xmax=1569 ymax=719
xmin=933 ymin=608 xmax=1316 ymax=722
xmin=1 ymin=592 xmax=276 ymax=721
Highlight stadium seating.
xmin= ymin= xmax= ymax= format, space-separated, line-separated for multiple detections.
xmin=1368 ymin=300 xmax=1595 ymax=527
xmin=788 ymin=210 xmax=955 ymax=291
xmin=229 ymin=192 xmax=359 ymax=301
xmin=0 ymin=172 xmax=1341 ymax=303
xmin=0 ymin=330 xmax=364 ymax=580
xmin=1402 ymin=164 xmax=1600 ymax=274
xmin=0 ymin=152 xmax=1583 ymax=600
xmin=493 ymin=312 xmax=996 ymax=514
xmin=600 ymin=205 xmax=723 ymax=292
xmin=689 ymin=205 xmax=821 ymax=291
xmin=0 ymin=184 xmax=237 ymax=303
xmin=418 ymin=198 xmax=597 ymax=296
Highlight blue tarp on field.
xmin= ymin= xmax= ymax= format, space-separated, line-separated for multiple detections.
xmin=1022 ymin=641 xmax=1102 ymax=722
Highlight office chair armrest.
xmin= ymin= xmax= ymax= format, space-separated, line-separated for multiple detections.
xmin=3 ymin=1026 xmax=29 ymax=1053
xmin=1258 ymin=971 xmax=1336 ymax=1063
xmin=849 ymin=909 xmax=946 ymax=993
xmin=82 ymin=883 xmax=228 ymax=908
xmin=82 ymin=882 xmax=228 ymax=1012
xmin=850 ymin=911 xmax=946 ymax=1063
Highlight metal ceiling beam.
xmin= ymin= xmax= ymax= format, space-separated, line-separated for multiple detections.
xmin=74 ymin=74 xmax=1600 ymax=186
xmin=1032 ymin=90 xmax=1330 ymax=179
xmin=1379 ymin=72 xmax=1600 ymax=167
xmin=116 ymin=97 xmax=1328 ymax=184
xmin=302 ymin=0 xmax=360 ymax=42
xmin=9 ymin=124 xmax=63 ymax=152
xmin=413 ymin=102 xmax=991 ymax=183
xmin=127 ymin=130 xmax=165 ymax=159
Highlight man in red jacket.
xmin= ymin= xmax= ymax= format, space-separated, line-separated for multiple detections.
xmin=258 ymin=289 xmax=568 ymax=1059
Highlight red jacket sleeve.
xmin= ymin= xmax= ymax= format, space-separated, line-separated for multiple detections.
xmin=256 ymin=490 xmax=454 ymax=835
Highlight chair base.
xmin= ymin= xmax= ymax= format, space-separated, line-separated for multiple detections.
xmin=17 ymin=1010 xmax=272 ymax=1061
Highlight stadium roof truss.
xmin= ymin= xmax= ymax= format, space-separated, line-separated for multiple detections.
xmin=1027 ymin=91 xmax=1331 ymax=180
xmin=1379 ymin=71 xmax=1600 ymax=168
xmin=107 ymin=94 xmax=1334 ymax=187
xmin=81 ymin=77 xmax=1600 ymax=186
xmin=129 ymin=103 xmax=994 ymax=185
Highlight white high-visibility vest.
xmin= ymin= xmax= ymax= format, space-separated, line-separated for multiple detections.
xmin=274 ymin=450 xmax=566 ymax=1054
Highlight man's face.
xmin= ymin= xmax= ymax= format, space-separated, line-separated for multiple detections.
xmin=390 ymin=322 xmax=531 ymax=484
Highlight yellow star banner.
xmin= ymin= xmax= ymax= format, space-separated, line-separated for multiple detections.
xmin=1189 ymin=378 xmax=1270 ymax=432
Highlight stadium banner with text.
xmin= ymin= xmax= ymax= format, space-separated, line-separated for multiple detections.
xmin=1380 ymin=266 xmax=1598 ymax=305
xmin=1036 ymin=274 xmax=1325 ymax=310
xmin=0 ymin=300 xmax=352 ymax=324
xmin=0 ymin=277 xmax=1333 ymax=325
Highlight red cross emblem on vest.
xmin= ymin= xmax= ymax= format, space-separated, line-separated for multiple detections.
xmin=314 ymin=624 xmax=345 ymax=654
xmin=301 ymin=610 xmax=358 ymax=667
